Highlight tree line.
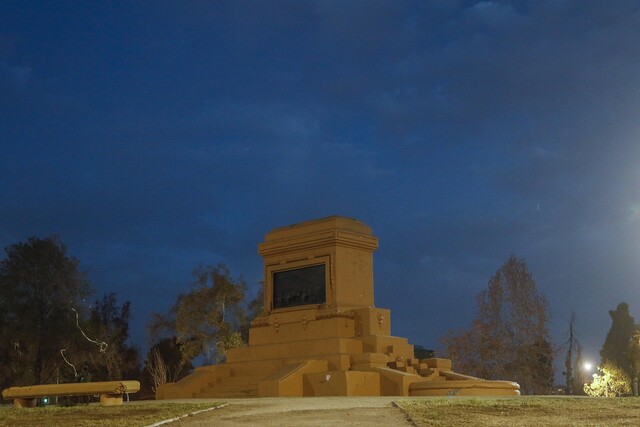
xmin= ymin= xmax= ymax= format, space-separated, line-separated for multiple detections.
xmin=0 ymin=237 xmax=139 ymax=393
xmin=1 ymin=236 xmax=638 ymax=397
xmin=0 ymin=236 xmax=261 ymax=398
xmin=441 ymin=255 xmax=640 ymax=396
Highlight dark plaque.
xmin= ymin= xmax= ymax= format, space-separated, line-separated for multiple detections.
xmin=272 ymin=264 xmax=326 ymax=309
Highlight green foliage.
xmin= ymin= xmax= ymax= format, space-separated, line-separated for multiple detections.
xmin=414 ymin=345 xmax=435 ymax=359
xmin=174 ymin=263 xmax=249 ymax=363
xmin=584 ymin=361 xmax=632 ymax=397
xmin=0 ymin=237 xmax=92 ymax=387
xmin=218 ymin=331 xmax=246 ymax=352
xmin=148 ymin=262 xmax=263 ymax=368
xmin=600 ymin=302 xmax=636 ymax=381
xmin=442 ymin=255 xmax=553 ymax=394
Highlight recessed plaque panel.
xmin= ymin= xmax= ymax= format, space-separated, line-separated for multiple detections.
xmin=272 ymin=264 xmax=326 ymax=309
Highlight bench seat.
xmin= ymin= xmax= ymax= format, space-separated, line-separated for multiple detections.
xmin=2 ymin=380 xmax=140 ymax=407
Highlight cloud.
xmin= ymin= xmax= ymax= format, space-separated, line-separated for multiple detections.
xmin=2 ymin=0 xmax=640 ymax=359
xmin=193 ymin=100 xmax=322 ymax=142
xmin=0 ymin=61 xmax=33 ymax=89
xmin=464 ymin=1 xmax=529 ymax=30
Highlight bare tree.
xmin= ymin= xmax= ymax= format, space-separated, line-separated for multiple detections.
xmin=562 ymin=313 xmax=586 ymax=394
xmin=146 ymin=347 xmax=168 ymax=393
xmin=442 ymin=255 xmax=553 ymax=394
xmin=144 ymin=337 xmax=192 ymax=393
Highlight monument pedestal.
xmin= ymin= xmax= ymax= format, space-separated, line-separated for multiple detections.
xmin=157 ymin=217 xmax=519 ymax=398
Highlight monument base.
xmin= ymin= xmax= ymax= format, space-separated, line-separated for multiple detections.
xmin=156 ymin=217 xmax=520 ymax=399
xmin=157 ymin=307 xmax=519 ymax=398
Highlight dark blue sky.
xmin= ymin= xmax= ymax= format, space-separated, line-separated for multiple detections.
xmin=2 ymin=0 xmax=640 ymax=373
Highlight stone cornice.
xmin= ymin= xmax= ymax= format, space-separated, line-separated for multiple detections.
xmin=258 ymin=229 xmax=378 ymax=257
xmin=259 ymin=216 xmax=377 ymax=257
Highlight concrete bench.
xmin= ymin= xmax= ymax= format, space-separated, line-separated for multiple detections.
xmin=2 ymin=380 xmax=140 ymax=407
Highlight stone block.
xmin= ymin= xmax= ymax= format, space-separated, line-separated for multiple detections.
xmin=303 ymin=371 xmax=380 ymax=396
xmin=422 ymin=358 xmax=452 ymax=370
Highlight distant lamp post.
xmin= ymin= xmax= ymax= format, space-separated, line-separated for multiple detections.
xmin=582 ymin=362 xmax=595 ymax=396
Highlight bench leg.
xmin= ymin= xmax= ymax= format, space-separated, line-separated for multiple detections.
xmin=13 ymin=398 xmax=37 ymax=408
xmin=99 ymin=394 xmax=123 ymax=406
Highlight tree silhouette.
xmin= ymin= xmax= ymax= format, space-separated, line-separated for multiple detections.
xmin=600 ymin=302 xmax=636 ymax=381
xmin=442 ymin=255 xmax=553 ymax=394
xmin=0 ymin=237 xmax=93 ymax=388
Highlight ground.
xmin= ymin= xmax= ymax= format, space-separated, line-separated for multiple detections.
xmin=4 ymin=396 xmax=640 ymax=426
xmin=166 ymin=397 xmax=412 ymax=426
xmin=163 ymin=396 xmax=640 ymax=427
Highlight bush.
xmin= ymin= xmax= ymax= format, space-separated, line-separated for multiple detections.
xmin=584 ymin=361 xmax=631 ymax=397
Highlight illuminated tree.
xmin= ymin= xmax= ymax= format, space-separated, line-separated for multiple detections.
xmin=442 ymin=255 xmax=553 ymax=394
xmin=174 ymin=263 xmax=248 ymax=363
xmin=149 ymin=263 xmax=263 ymax=366
xmin=584 ymin=361 xmax=631 ymax=397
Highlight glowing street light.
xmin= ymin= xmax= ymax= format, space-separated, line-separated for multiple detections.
xmin=581 ymin=361 xmax=598 ymax=396
xmin=583 ymin=362 xmax=610 ymax=397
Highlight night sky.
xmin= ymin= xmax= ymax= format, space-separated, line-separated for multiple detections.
xmin=2 ymin=1 xmax=640 ymax=374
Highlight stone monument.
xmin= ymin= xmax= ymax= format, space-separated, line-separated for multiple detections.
xmin=157 ymin=216 xmax=519 ymax=398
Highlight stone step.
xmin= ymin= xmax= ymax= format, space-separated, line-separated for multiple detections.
xmin=196 ymin=376 xmax=262 ymax=398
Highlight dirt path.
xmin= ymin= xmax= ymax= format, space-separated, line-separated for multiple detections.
xmin=167 ymin=397 xmax=414 ymax=426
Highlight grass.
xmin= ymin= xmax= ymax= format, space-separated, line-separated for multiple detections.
xmin=395 ymin=397 xmax=640 ymax=426
xmin=0 ymin=401 xmax=224 ymax=427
